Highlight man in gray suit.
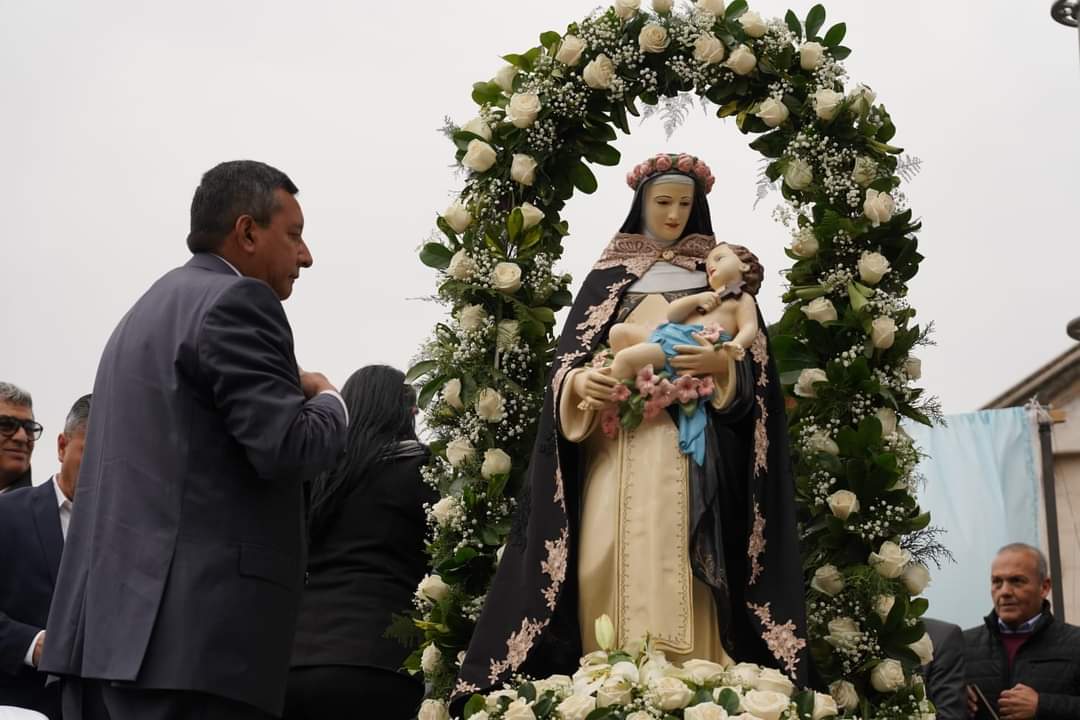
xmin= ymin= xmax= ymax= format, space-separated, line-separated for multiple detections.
xmin=921 ymin=617 xmax=966 ymax=720
xmin=40 ymin=161 xmax=348 ymax=719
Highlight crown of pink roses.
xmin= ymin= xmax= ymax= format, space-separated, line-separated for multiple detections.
xmin=625 ymin=153 xmax=715 ymax=194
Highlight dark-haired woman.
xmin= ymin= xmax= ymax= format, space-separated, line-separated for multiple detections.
xmin=285 ymin=365 xmax=435 ymax=720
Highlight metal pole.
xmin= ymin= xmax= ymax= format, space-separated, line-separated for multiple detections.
xmin=1038 ymin=418 xmax=1066 ymax=621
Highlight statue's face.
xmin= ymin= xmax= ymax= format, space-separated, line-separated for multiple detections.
xmin=642 ymin=180 xmax=694 ymax=243
xmin=705 ymin=244 xmax=749 ymax=289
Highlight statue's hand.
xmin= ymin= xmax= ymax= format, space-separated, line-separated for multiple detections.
xmin=672 ymin=333 xmax=729 ymax=378
xmin=722 ymin=340 xmax=746 ymax=361
xmin=572 ymin=366 xmax=618 ymax=411
xmin=694 ymin=291 xmax=721 ymax=313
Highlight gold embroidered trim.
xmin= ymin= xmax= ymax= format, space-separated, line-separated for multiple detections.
xmin=753 ymin=397 xmax=769 ymax=477
xmin=747 ymin=503 xmax=766 ymax=586
xmin=541 ymin=527 xmax=570 ymax=611
xmin=751 ymin=330 xmax=769 ymax=388
xmin=576 ymin=278 xmax=634 ymax=349
xmin=593 ymin=233 xmax=715 ymax=277
xmin=748 ymin=602 xmax=806 ymax=677
xmin=488 ymin=617 xmax=550 ymax=684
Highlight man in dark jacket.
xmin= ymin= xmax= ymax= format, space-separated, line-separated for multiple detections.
xmin=964 ymin=543 xmax=1080 ymax=720
xmin=922 ymin=617 xmax=965 ymax=720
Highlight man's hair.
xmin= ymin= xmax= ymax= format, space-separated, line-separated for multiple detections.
xmin=64 ymin=394 xmax=92 ymax=436
xmin=186 ymin=160 xmax=298 ymax=253
xmin=0 ymin=382 xmax=32 ymax=409
xmin=998 ymin=542 xmax=1050 ymax=581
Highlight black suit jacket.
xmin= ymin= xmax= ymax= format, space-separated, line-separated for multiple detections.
xmin=922 ymin=617 xmax=966 ymax=720
xmin=39 ymin=253 xmax=347 ymax=715
xmin=0 ymin=479 xmax=64 ymax=719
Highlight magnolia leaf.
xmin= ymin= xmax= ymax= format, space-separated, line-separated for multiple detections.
xmin=805 ymin=4 xmax=827 ymax=39
xmin=420 ymin=243 xmax=453 ymax=270
xmin=725 ymin=0 xmax=748 ymax=19
xmin=570 ymin=162 xmax=598 ymax=194
xmin=785 ymin=10 xmax=803 ymax=40
xmin=823 ymin=22 xmax=847 ymax=47
xmin=405 ymin=360 xmax=439 ymax=383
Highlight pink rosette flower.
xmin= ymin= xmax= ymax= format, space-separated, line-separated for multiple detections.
xmin=643 ymin=398 xmax=664 ymax=420
xmin=654 ymin=378 xmax=676 ymax=407
xmin=700 ymin=323 xmax=724 ymax=343
xmin=635 ymin=365 xmax=657 ymax=397
xmin=600 ymin=407 xmax=620 ymax=439
xmin=610 ymin=383 xmax=631 ymax=403
xmin=704 ymin=175 xmax=715 ymax=193
xmin=674 ymin=375 xmax=700 ymax=404
xmin=698 ymin=376 xmax=716 ymax=398
xmin=626 ymin=171 xmax=637 ymax=188
xmin=655 ymin=154 xmax=673 ymax=172
xmin=677 ymin=154 xmax=695 ymax=173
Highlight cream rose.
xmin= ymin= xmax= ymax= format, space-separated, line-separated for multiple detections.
xmin=491 ymin=262 xmax=523 ymax=293
xmin=725 ymin=45 xmax=757 ymax=75
xmin=811 ymin=564 xmax=845 ymax=596
xmin=813 ymin=88 xmax=843 ymax=121
xmin=864 ymin=189 xmax=896 ymax=227
xmin=533 ymin=675 xmax=572 ymax=695
xmin=481 ymin=448 xmax=512 ymax=479
xmin=809 ymin=431 xmax=840 ymax=457
xmin=794 ymin=368 xmax=827 ymax=398
xmin=682 ymin=659 xmax=727 ymax=685
xmin=909 ymin=632 xmax=934 ymax=665
xmin=783 ymin=158 xmax=813 ymax=190
xmin=756 ymin=97 xmax=790 ymax=128
xmin=485 ymin=690 xmax=518 ymax=712
xmin=458 ymin=303 xmax=487 ymax=331
xmin=441 ymin=200 xmax=472 ymax=234
xmin=504 ymin=699 xmax=536 ymax=720
xmin=813 ymin=691 xmax=839 ymax=719
xmin=825 ymin=617 xmax=861 ymax=652
xmin=556 ymin=694 xmax=596 ymax=720
xmin=829 ymin=680 xmax=858 ymax=710
xmin=903 ymin=563 xmax=931 ymax=594
xmin=851 ymin=156 xmax=877 ymax=187
xmin=583 ymin=54 xmax=616 ymax=89
xmin=476 ymin=388 xmax=506 ymax=422
xmin=653 ymin=676 xmax=693 ymax=711
xmin=609 ymin=661 xmax=640 ymax=685
xmin=802 ymin=297 xmax=837 ymax=323
xmin=430 ymin=496 xmax=460 ymax=527
xmin=614 ymin=0 xmax=641 ymax=20
xmin=462 ymin=139 xmax=497 ymax=173
xmin=510 ymin=153 xmax=538 ymax=186
xmin=652 ymin=0 xmax=674 ymax=13
xmin=418 ymin=699 xmax=450 ymax=720
xmin=626 ymin=714 xmax=653 ymax=720
xmin=727 ymin=662 xmax=762 ymax=688
xmin=827 ymin=490 xmax=859 ymax=520
xmin=493 ymin=64 xmax=517 ymax=93
xmin=638 ymin=23 xmax=670 ymax=53
xmin=519 ymin=201 xmax=544 ymax=230
xmin=685 ymin=703 xmax=729 ymax=720
xmin=462 ymin=115 xmax=492 ymax=141
xmin=874 ymin=594 xmax=896 ymax=621
xmin=445 ymin=437 xmax=475 ymax=467
xmin=848 ymin=84 xmax=877 ymax=116
xmin=507 ymin=93 xmax=541 ymax=129
xmin=791 ymin=228 xmax=819 ymax=258
xmin=421 ymin=642 xmax=442 ymax=673
xmin=857 ymin=251 xmax=891 ymax=285
xmin=800 ymin=41 xmax=824 ymax=70
xmin=696 ymin=0 xmax=726 ymax=16
xmin=597 ymin=677 xmax=633 ymax=707
xmin=443 ymin=378 xmax=463 ymax=410
xmin=876 ymin=407 xmax=898 ymax=436
xmin=693 ymin=33 xmax=727 ymax=64
xmin=743 ymin=689 xmax=790 ymax=720
xmin=496 ymin=319 xmax=520 ymax=351
xmin=869 ymin=540 xmax=911 ymax=578
xmin=755 ymin=668 xmax=795 ymax=697
xmin=739 ymin=11 xmax=768 ymax=38
xmin=871 ymin=659 xmax=905 ymax=693
xmin=416 ymin=574 xmax=450 ymax=603
xmin=871 ymin=316 xmax=897 ymax=349
xmin=556 ymin=34 xmax=586 ymax=66
xmin=905 ymin=356 xmax=922 ymax=380
xmin=447 ymin=249 xmax=477 ymax=281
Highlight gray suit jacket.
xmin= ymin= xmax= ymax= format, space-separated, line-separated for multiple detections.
xmin=40 ymin=253 xmax=346 ymax=715
xmin=923 ymin=617 xmax=967 ymax=720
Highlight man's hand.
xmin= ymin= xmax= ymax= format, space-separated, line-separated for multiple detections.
xmin=999 ymin=684 xmax=1038 ymax=720
xmin=299 ymin=370 xmax=336 ymax=399
xmin=966 ymin=685 xmax=979 ymax=718
xmin=32 ymin=631 xmax=44 ymax=668
xmin=672 ymin=333 xmax=729 ymax=378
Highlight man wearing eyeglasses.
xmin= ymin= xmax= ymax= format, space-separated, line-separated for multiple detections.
xmin=0 ymin=382 xmax=39 ymax=494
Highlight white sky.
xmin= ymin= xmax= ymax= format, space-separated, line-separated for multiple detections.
xmin=3 ymin=1 xmax=1079 ymax=463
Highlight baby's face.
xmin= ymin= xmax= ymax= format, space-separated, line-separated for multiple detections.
xmin=705 ymin=245 xmax=747 ymax=288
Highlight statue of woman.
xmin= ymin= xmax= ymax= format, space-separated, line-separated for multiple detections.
xmin=454 ymin=153 xmax=810 ymax=700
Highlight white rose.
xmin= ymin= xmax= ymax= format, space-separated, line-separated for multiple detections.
xmin=459 ymin=303 xmax=487 ymax=332
xmin=756 ymin=98 xmax=790 ymax=128
xmin=871 ymin=317 xmax=897 ymax=349
xmin=583 ymin=54 xmax=616 ymax=89
xmin=556 ymin=34 xmax=586 ymax=66
xmin=597 ymin=677 xmax=633 ymax=707
xmin=809 ymin=431 xmax=840 ymax=457
xmin=626 ymin=714 xmax=653 ymax=720
xmin=493 ymin=64 xmax=517 ymax=93
xmin=640 ymin=653 xmax=675 ymax=685
xmin=800 ymin=41 xmax=824 ymax=70
xmin=504 ymin=699 xmax=536 ymax=720
xmin=755 ymin=668 xmax=794 ymax=697
xmin=495 ymin=544 xmax=506 ymax=565
xmin=905 ymin=356 xmax=922 ymax=380
xmin=794 ymin=368 xmax=827 ymax=398
xmin=813 ymin=88 xmax=843 ymax=121
xmin=909 ymin=632 xmax=934 ymax=665
xmin=481 ymin=448 xmax=512 ymax=479
xmin=876 ymin=407 xmax=898 ymax=436
xmin=445 ymin=437 xmax=475 ymax=467
xmin=903 ymin=563 xmax=932 ymax=595
xmin=848 ymin=84 xmax=877 ymax=116
xmin=875 ymin=594 xmax=896 ymax=621
xmin=696 ymin=0 xmax=726 ymax=16
xmin=810 ymin=564 xmax=845 ymax=596
xmin=418 ymin=699 xmax=450 ymax=720
xmin=557 ymin=694 xmax=596 ymax=720
xmin=462 ymin=139 xmax=497 ymax=173
xmin=871 ymin=659 xmax=905 ymax=693
xmin=693 ymin=33 xmax=727 ymax=64
xmin=727 ymin=663 xmax=762 ymax=688
xmin=742 ymin=690 xmax=790 ymax=720
xmin=652 ymin=0 xmax=673 ymax=13
xmin=826 ymin=490 xmax=859 ymax=520
xmin=510 ymin=153 xmax=538 ymax=186
xmin=801 ymin=297 xmax=837 ymax=324
xmin=507 ymin=93 xmax=542 ymax=129
xmin=441 ymin=201 xmax=472 ymax=234
xmin=476 ymin=388 xmax=506 ymax=422
xmin=783 ymin=158 xmax=813 ymax=190
xmin=685 ymin=703 xmax=729 ymax=720
xmin=533 ymin=674 xmax=572 ymax=695
xmin=485 ymin=690 xmax=518 ymax=712
xmin=653 ymin=676 xmax=693 ymax=711
xmin=430 ymin=496 xmax=460 ymax=527
xmin=416 ymin=574 xmax=450 ymax=603
xmin=829 ymin=680 xmax=858 ymax=711
xmin=469 ymin=712 xmax=490 ymax=720
xmin=614 ymin=0 xmax=641 ymax=20
xmin=443 ymin=378 xmax=463 ymax=410
xmin=851 ymin=156 xmax=877 ymax=187
xmin=682 ymin=659 xmax=728 ymax=685
xmin=638 ymin=23 xmax=670 ymax=53
xmin=421 ymin=642 xmax=442 ymax=673
xmin=869 ymin=540 xmax=911 ymax=579
xmin=813 ymin=691 xmax=839 ymax=719
xmin=496 ymin=319 xmax=520 ymax=350
xmin=462 ymin=116 xmax=492 ymax=141
xmin=447 ymin=249 xmax=477 ymax=281
xmin=825 ymin=617 xmax=862 ymax=652
xmin=739 ymin=11 xmax=767 ymax=38
xmin=864 ymin=189 xmax=896 ymax=227
xmin=519 ymin=201 xmax=544 ymax=230
xmin=791 ymin=228 xmax=819 ymax=258
xmin=725 ymin=45 xmax=757 ymax=75
xmin=608 ymin=661 xmax=639 ymax=685
xmin=857 ymin=251 xmax=891 ymax=285
xmin=491 ymin=262 xmax=523 ymax=293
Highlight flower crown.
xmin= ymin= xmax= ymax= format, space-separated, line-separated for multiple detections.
xmin=625 ymin=153 xmax=715 ymax=194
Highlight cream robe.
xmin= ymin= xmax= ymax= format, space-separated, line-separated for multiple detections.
xmin=559 ymin=293 xmax=736 ymax=665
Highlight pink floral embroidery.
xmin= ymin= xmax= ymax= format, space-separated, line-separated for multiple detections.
xmin=576 ymin=278 xmax=633 ymax=348
xmin=751 ymin=330 xmax=769 ymax=388
xmin=753 ymin=397 xmax=769 ymax=477
xmin=747 ymin=503 xmax=766 ymax=585
xmin=488 ymin=617 xmax=549 ymax=684
xmin=553 ymin=466 xmax=566 ymax=510
xmin=748 ymin=602 xmax=806 ymax=677
xmin=541 ymin=528 xmax=570 ymax=611
xmin=454 ymin=679 xmax=480 ymax=696
xmin=593 ymin=234 xmax=715 ymax=278
xmin=552 ymin=350 xmax=587 ymax=395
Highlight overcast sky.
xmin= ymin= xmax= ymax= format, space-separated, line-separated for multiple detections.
xmin=3 ymin=1 xmax=1078 ymax=468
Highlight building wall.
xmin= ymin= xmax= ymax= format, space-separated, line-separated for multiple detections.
xmin=1049 ymin=387 xmax=1080 ymax=623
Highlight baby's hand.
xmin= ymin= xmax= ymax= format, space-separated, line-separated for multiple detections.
xmin=695 ymin=291 xmax=721 ymax=314
xmin=722 ymin=341 xmax=746 ymax=361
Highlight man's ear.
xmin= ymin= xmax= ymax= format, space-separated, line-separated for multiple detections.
xmin=234 ymin=215 xmax=257 ymax=254
xmin=57 ymin=432 xmax=67 ymax=463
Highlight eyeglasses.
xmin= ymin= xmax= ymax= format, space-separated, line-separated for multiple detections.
xmin=0 ymin=415 xmax=43 ymax=441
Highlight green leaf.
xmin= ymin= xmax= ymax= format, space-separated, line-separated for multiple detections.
xmin=471 ymin=81 xmax=503 ymax=106
xmin=785 ymin=10 xmax=803 ymax=40
xmin=584 ymin=143 xmax=621 ymax=166
xmin=420 ymin=243 xmax=453 ymax=270
xmin=725 ymin=0 xmax=748 ymax=19
xmin=795 ymin=690 xmax=815 ymax=719
xmin=823 ymin=22 xmax=847 ymax=47
xmin=830 ymin=45 xmax=852 ymax=60
xmin=717 ymin=688 xmax=741 ymax=715
xmin=517 ymin=683 xmax=537 ymax=702
xmin=531 ymin=306 xmax=557 ymax=325
xmin=418 ymin=374 xmax=447 ymax=409
xmin=570 ymin=162 xmax=598 ymax=194
xmin=463 ymin=695 xmax=487 ymax=718
xmin=519 ymin=225 xmax=543 ymax=251
xmin=770 ymin=335 xmax=819 ymax=374
xmin=405 ymin=359 xmax=439 ymax=383
xmin=610 ymin=101 xmax=630 ymax=134
xmin=805 ymin=4 xmax=826 ymax=39
xmin=540 ymin=30 xmax=561 ymax=49
xmin=508 ymin=207 xmax=524 ymax=242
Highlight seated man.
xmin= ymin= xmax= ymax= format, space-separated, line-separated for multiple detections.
xmin=0 ymin=382 xmax=38 ymax=494
xmin=0 ymin=394 xmax=90 ymax=720
xmin=964 ymin=543 xmax=1080 ymax=720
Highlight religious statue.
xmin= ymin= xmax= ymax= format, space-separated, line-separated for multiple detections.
xmin=454 ymin=152 xmax=810 ymax=701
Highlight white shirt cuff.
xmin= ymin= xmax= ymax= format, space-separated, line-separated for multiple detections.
xmin=24 ymin=630 xmax=43 ymax=667
xmin=318 ymin=389 xmax=349 ymax=426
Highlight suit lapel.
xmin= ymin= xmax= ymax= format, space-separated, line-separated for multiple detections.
xmin=31 ymin=480 xmax=64 ymax=583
